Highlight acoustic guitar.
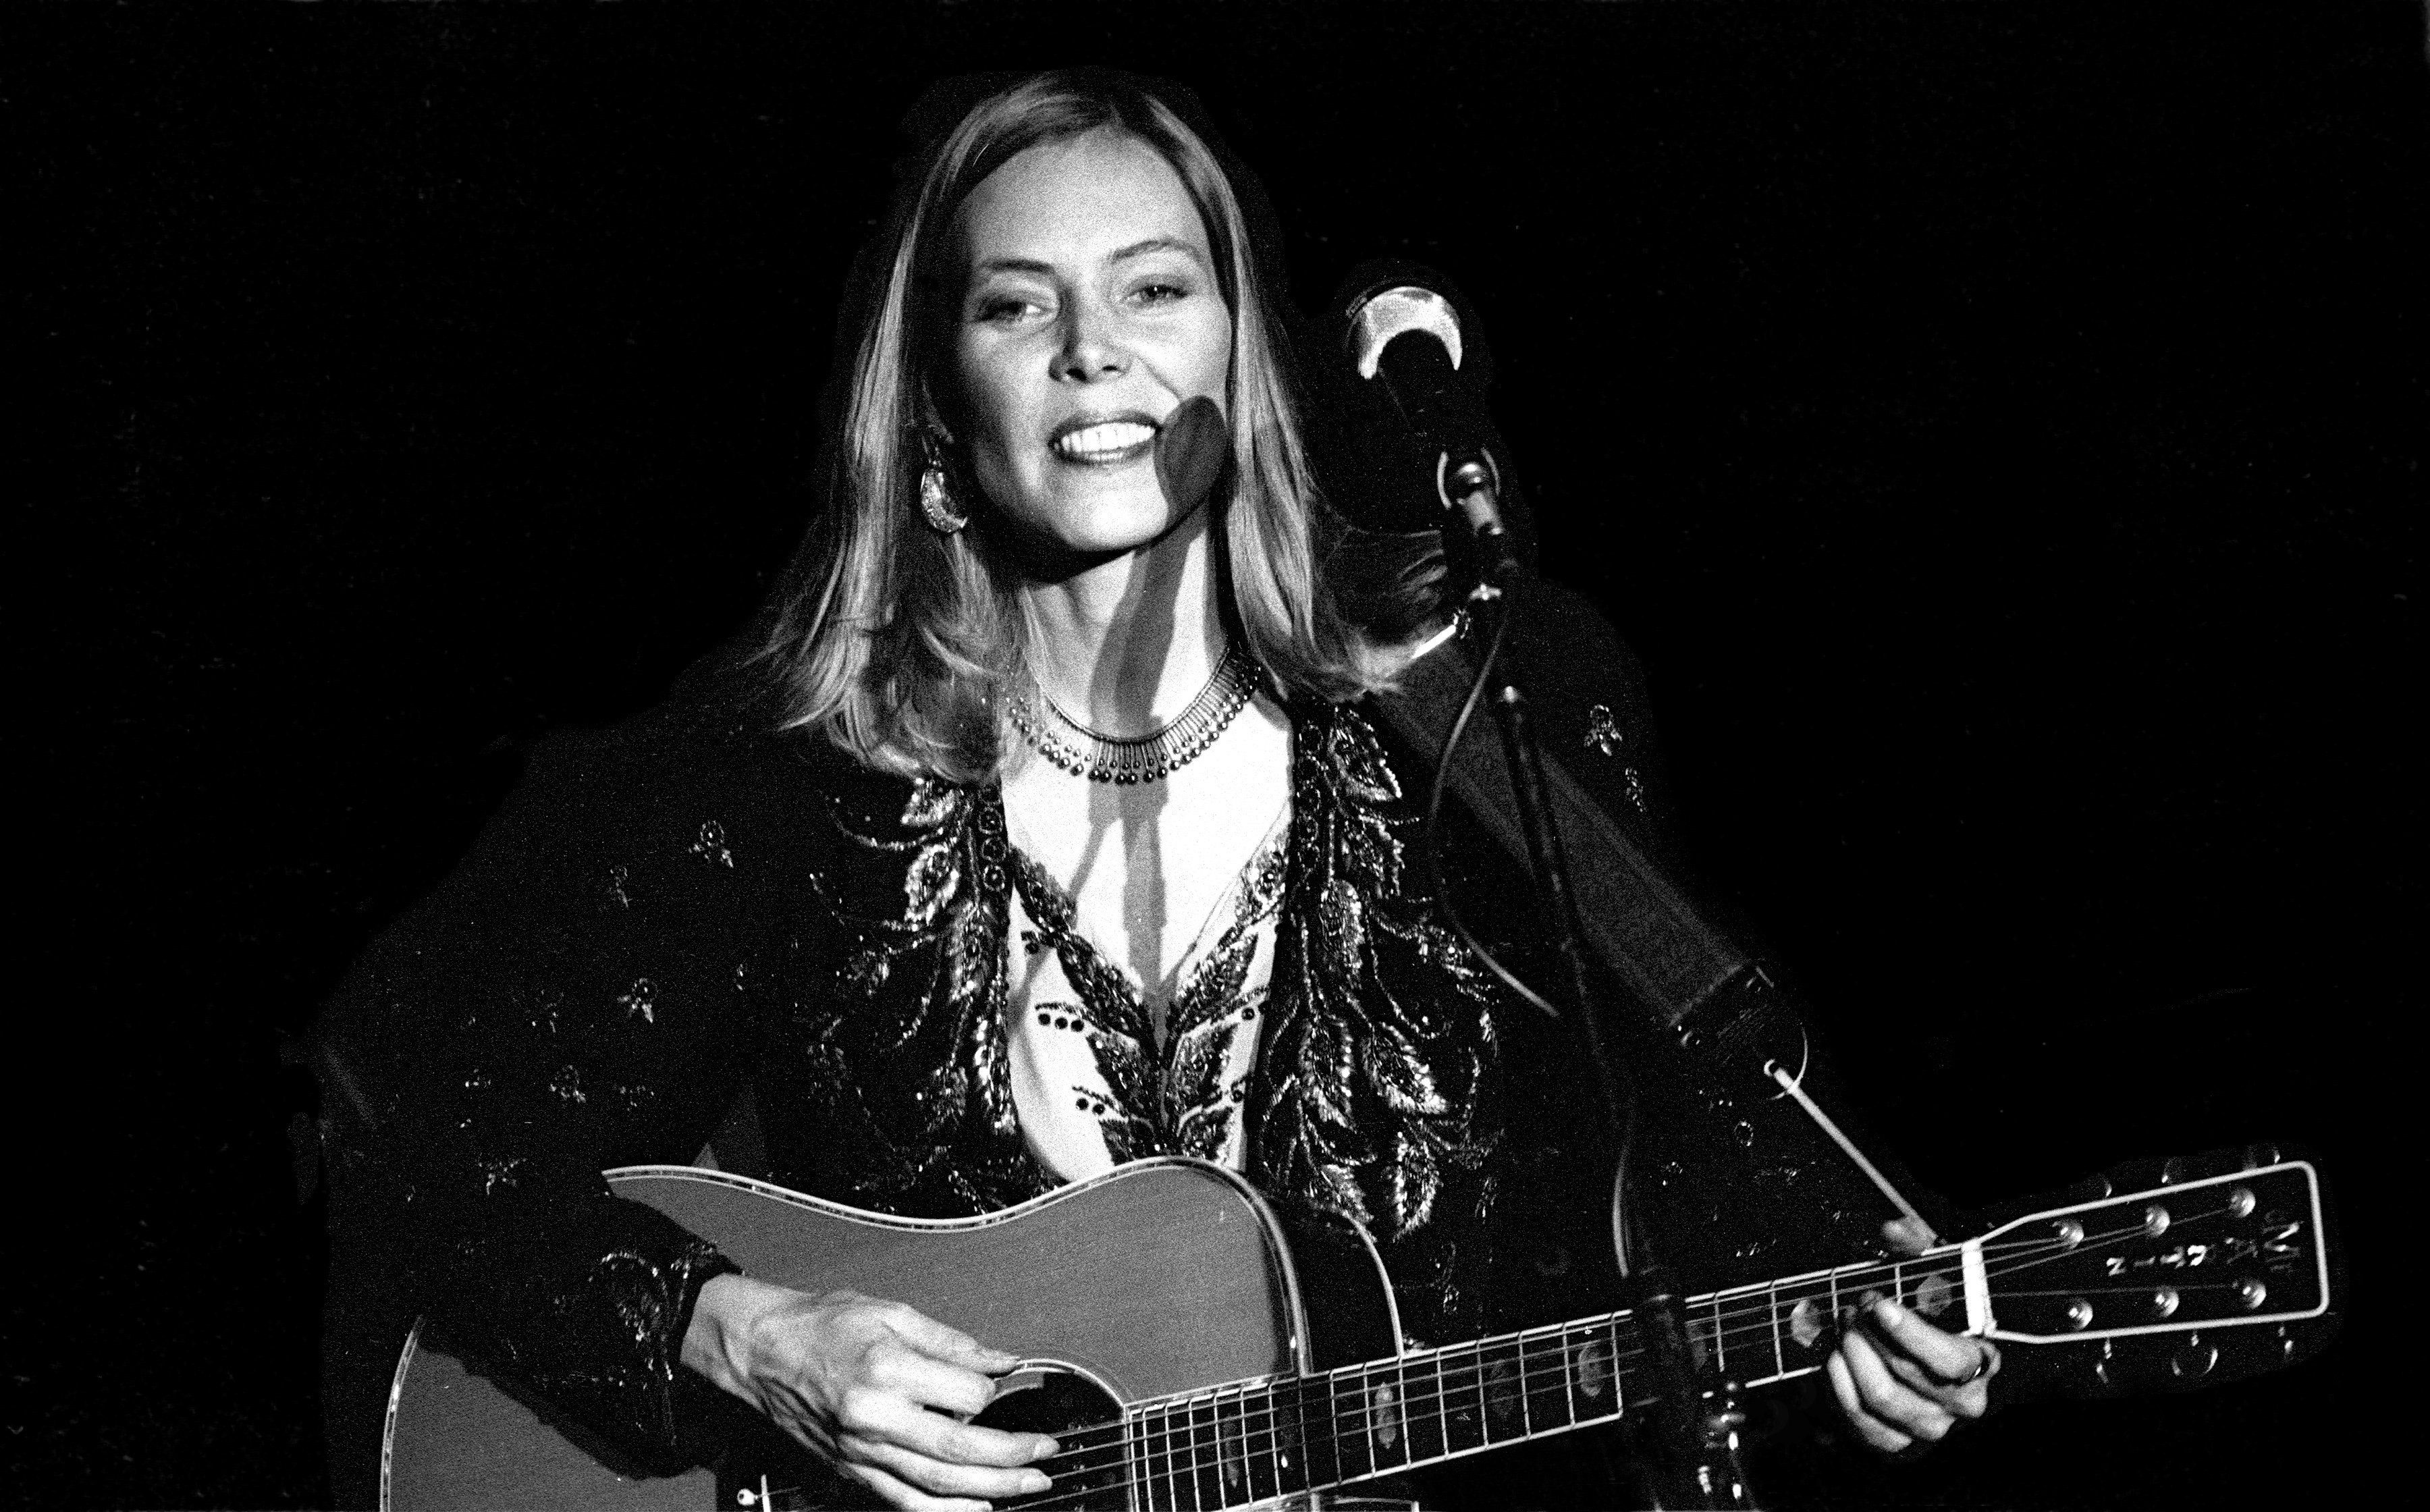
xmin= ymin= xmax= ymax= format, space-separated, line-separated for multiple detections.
xmin=381 ymin=1149 xmax=2333 ymax=1510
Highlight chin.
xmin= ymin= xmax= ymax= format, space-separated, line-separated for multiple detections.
xmin=1028 ymin=491 xmax=1197 ymax=560
xmin=1052 ymin=515 xmax=1185 ymax=562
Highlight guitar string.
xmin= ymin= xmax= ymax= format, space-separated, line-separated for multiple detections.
xmin=1012 ymin=1183 xmax=2298 ymax=1498
xmin=1031 ymin=1214 xmax=2222 ymax=1497
xmin=1021 ymin=1303 xmax=1875 ymax=1497
xmin=1026 ymin=1229 xmax=2066 ymax=1474
xmin=1021 ymin=1223 xmax=2170 ymax=1488
xmin=1996 ymin=1281 xmax=2261 ymax=1297
xmin=1020 ymin=1264 xmax=1962 ymax=1494
xmin=1011 ymin=1208 xmax=2265 ymax=1493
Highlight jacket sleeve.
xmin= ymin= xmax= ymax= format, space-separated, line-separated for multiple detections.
xmin=315 ymin=711 xmax=781 ymax=1469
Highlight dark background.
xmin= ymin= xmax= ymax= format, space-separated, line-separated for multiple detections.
xmin=12 ymin=2 xmax=2421 ymax=1506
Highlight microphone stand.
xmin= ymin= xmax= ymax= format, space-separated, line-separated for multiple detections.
xmin=1436 ymin=454 xmax=1758 ymax=1511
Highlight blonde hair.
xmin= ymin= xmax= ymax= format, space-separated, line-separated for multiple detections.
xmin=757 ymin=69 xmax=1384 ymax=783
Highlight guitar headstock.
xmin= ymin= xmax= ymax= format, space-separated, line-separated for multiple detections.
xmin=1972 ymin=1151 xmax=2332 ymax=1389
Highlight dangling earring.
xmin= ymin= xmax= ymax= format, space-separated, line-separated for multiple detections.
xmin=915 ymin=427 xmax=969 ymax=535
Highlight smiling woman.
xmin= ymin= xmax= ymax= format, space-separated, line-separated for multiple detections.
xmin=949 ymin=132 xmax=1233 ymax=563
xmin=319 ymin=68 xmax=1995 ymax=1512
xmin=760 ymin=72 xmax=1381 ymax=791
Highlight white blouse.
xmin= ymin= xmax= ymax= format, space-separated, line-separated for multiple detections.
xmin=1000 ymin=801 xmax=1293 ymax=1181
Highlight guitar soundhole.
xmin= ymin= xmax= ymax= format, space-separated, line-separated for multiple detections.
xmin=977 ymin=1366 xmax=1127 ymax=1510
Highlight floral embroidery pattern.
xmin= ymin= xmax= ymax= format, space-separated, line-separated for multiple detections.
xmin=793 ymin=704 xmax=1503 ymax=1334
xmin=1006 ymin=822 xmax=1289 ymax=1165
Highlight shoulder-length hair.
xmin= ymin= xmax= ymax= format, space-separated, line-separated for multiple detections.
xmin=757 ymin=68 xmax=1384 ymax=784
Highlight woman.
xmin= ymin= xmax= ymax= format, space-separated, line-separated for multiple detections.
xmin=321 ymin=70 xmax=1992 ymax=1511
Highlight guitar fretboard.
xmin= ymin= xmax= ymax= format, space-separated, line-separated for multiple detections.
xmin=1057 ymin=1250 xmax=1965 ymax=1509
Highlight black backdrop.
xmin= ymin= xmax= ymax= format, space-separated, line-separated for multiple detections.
xmin=14 ymin=3 xmax=2421 ymax=1507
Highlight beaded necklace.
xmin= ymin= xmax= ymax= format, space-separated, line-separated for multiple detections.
xmin=1008 ymin=642 xmax=1258 ymax=785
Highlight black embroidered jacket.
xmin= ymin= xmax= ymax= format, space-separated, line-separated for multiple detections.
xmin=317 ymin=587 xmax=1902 ymax=1478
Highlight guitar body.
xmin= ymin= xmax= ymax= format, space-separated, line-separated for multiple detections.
xmin=383 ymin=1150 xmax=2335 ymax=1511
xmin=383 ymin=1158 xmax=1386 ymax=1511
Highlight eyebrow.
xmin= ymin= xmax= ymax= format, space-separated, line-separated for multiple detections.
xmin=970 ymin=237 xmax=1210 ymax=279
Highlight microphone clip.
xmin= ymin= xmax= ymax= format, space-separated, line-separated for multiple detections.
xmin=1436 ymin=447 xmax=1517 ymax=599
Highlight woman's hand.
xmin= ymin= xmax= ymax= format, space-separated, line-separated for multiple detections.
xmin=1825 ymin=1216 xmax=2000 ymax=1456
xmin=682 ymin=1273 xmax=1058 ymax=1511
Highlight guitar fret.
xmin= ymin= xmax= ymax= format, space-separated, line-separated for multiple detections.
xmin=1156 ymin=1261 xmax=1984 ymax=1505
xmin=1166 ymin=1400 xmax=1191 ymax=1512
xmin=1339 ymin=1364 xmax=1375 ymax=1483
xmin=1249 ymin=1382 xmax=1278 ymax=1505
xmin=1409 ymin=1348 xmax=1449 ymax=1463
xmin=1439 ymin=1342 xmax=1481 ymax=1455
xmin=1608 ymin=1314 xmax=1629 ymax=1418
xmin=1133 ymin=1403 xmax=1157 ymax=1512
xmin=1507 ymin=1332 xmax=1545 ymax=1438
xmin=1220 ymin=1384 xmax=1249 ymax=1505
xmin=1484 ymin=1334 xmax=1524 ymax=1443
xmin=1399 ymin=1353 xmax=1420 ymax=1468
xmin=1190 ymin=1391 xmax=1216 ymax=1511
xmin=1136 ymin=1402 xmax=1167 ymax=1512
xmin=1561 ymin=1324 xmax=1580 ymax=1426
xmin=1767 ymin=1280 xmax=1786 ymax=1381
xmin=1471 ymin=1340 xmax=1495 ymax=1450
xmin=1278 ymin=1374 xmax=1310 ymax=1498
xmin=1180 ymin=1399 xmax=1202 ymax=1512
xmin=1303 ymin=1368 xmax=1341 ymax=1492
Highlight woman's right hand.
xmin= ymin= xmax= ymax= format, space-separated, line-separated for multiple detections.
xmin=682 ymin=1272 xmax=1058 ymax=1512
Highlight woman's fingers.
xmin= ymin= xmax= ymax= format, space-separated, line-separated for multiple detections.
xmin=1881 ymin=1216 xmax=1938 ymax=1256
xmin=1838 ymin=1319 xmax=1958 ymax=1444
xmin=843 ymin=1459 xmax=994 ymax=1512
xmin=850 ymin=1430 xmax=1054 ymax=1505
xmin=1865 ymin=1297 xmax=1995 ymax=1418
xmin=886 ymin=1301 xmax=1023 ymax=1374
xmin=731 ymin=1290 xmax=1056 ymax=1502
xmin=838 ymin=1380 xmax=1056 ymax=1484
xmin=867 ymin=1332 xmax=1000 ymax=1419
xmin=1825 ymin=1348 xmax=1912 ymax=1455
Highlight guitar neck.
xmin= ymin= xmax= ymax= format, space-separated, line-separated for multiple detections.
xmin=1106 ymin=1249 xmax=1951 ymax=1508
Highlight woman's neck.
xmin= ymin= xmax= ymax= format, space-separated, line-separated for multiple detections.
xmin=1017 ymin=509 xmax=1227 ymax=735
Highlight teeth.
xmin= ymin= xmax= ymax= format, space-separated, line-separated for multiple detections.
xmin=1054 ymin=421 xmax=1156 ymax=458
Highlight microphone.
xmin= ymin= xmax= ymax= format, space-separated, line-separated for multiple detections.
xmin=1341 ymin=277 xmax=1518 ymax=590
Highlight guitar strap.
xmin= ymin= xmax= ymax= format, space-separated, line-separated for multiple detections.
xmin=1370 ymin=630 xmax=1786 ymax=1058
xmin=1368 ymin=609 xmax=1927 ymax=1236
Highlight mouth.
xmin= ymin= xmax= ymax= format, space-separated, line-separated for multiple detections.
xmin=1048 ymin=412 xmax=1160 ymax=465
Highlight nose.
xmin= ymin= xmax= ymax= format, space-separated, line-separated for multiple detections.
xmin=1054 ymin=294 xmax=1128 ymax=382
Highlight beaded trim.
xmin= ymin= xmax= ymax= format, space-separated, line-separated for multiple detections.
xmin=1008 ymin=643 xmax=1260 ymax=785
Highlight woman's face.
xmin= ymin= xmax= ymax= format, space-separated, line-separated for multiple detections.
xmin=946 ymin=129 xmax=1234 ymax=564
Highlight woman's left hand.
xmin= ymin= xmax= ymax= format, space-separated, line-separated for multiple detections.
xmin=1826 ymin=1216 xmax=2000 ymax=1455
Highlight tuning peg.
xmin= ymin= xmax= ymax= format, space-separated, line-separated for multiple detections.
xmin=2171 ymin=1334 xmax=2219 ymax=1382
xmin=2150 ymin=1287 xmax=2180 ymax=1318
xmin=2242 ymin=1142 xmax=2282 ymax=1170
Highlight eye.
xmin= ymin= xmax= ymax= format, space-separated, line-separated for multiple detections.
xmin=1130 ymin=279 xmax=1191 ymax=306
xmin=974 ymin=292 xmax=1047 ymax=324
